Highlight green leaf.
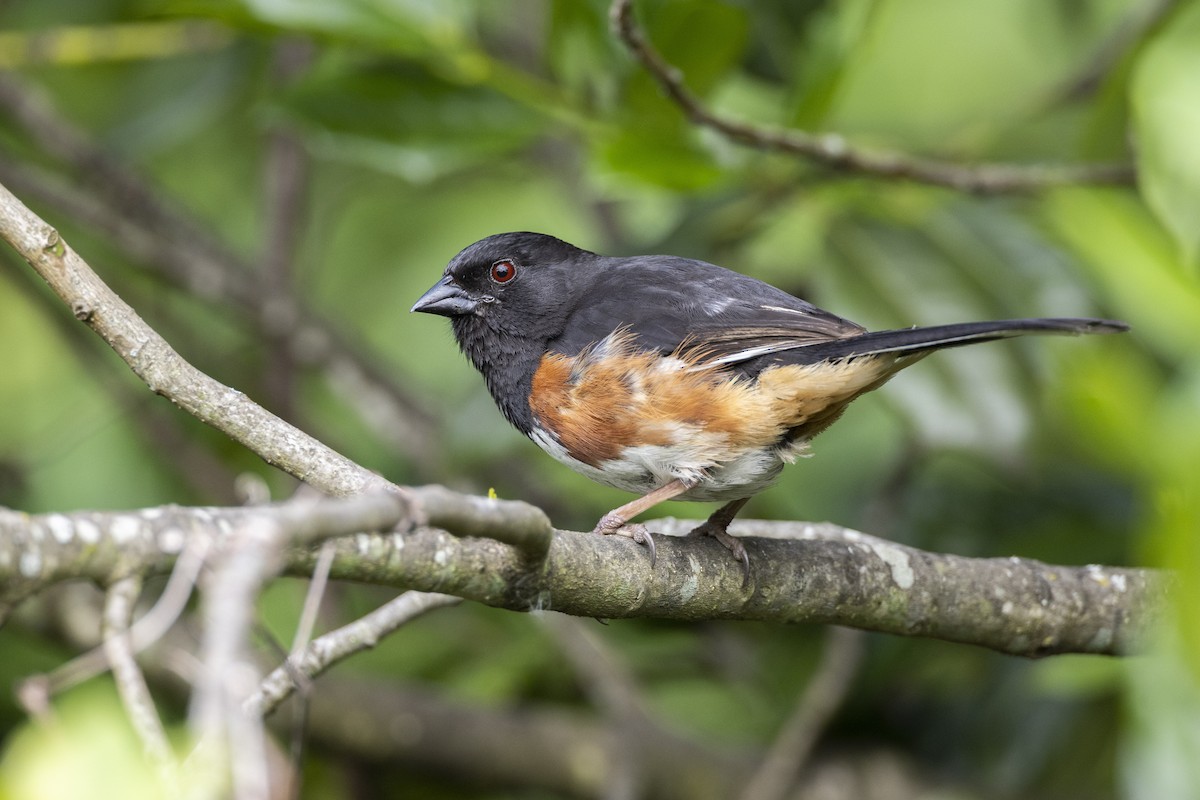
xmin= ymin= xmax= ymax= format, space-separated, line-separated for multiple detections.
xmin=639 ymin=1 xmax=749 ymax=96
xmin=593 ymin=124 xmax=723 ymax=191
xmin=280 ymin=61 xmax=540 ymax=180
xmin=1131 ymin=2 xmax=1200 ymax=267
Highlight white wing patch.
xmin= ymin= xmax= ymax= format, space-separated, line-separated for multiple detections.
xmin=685 ymin=340 xmax=816 ymax=371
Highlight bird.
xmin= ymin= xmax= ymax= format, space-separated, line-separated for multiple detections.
xmin=411 ymin=231 xmax=1128 ymax=578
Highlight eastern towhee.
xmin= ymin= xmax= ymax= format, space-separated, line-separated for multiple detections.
xmin=412 ymin=232 xmax=1127 ymax=575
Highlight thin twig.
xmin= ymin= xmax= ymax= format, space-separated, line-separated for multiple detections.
xmin=19 ymin=536 xmax=211 ymax=699
xmin=247 ymin=591 xmax=462 ymax=717
xmin=540 ymin=613 xmax=651 ymax=800
xmin=738 ymin=627 xmax=866 ymax=800
xmin=609 ymin=0 xmax=1135 ymax=193
xmin=103 ymin=576 xmax=180 ymax=795
xmin=292 ymin=542 xmax=337 ymax=658
xmin=1051 ymin=0 xmax=1180 ymax=104
xmin=190 ymin=517 xmax=279 ymax=800
xmin=278 ymin=540 xmax=337 ymax=799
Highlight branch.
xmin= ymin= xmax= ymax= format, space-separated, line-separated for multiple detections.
xmin=0 ymin=503 xmax=1161 ymax=657
xmin=0 ymin=179 xmax=387 ymax=499
xmin=609 ymin=0 xmax=1136 ymax=193
xmin=0 ymin=493 xmax=407 ymax=616
xmin=295 ymin=517 xmax=1166 ymax=657
xmin=0 ymin=75 xmax=437 ymax=461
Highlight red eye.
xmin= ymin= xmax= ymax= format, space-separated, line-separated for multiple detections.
xmin=490 ymin=259 xmax=517 ymax=284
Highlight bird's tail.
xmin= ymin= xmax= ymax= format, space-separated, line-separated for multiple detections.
xmin=790 ymin=318 xmax=1128 ymax=363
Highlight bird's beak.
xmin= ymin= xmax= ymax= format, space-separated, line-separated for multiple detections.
xmin=411 ymin=275 xmax=478 ymax=317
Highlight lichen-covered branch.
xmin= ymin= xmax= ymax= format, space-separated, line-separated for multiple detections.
xmin=0 ymin=503 xmax=1161 ymax=657
xmin=301 ymin=517 xmax=1161 ymax=658
xmin=0 ymin=493 xmax=405 ymax=615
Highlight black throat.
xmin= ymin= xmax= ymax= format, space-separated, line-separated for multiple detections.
xmin=452 ymin=315 xmax=544 ymax=436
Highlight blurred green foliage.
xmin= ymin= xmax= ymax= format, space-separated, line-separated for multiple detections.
xmin=0 ymin=0 xmax=1197 ymax=797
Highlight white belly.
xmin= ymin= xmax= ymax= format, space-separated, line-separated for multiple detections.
xmin=530 ymin=427 xmax=806 ymax=502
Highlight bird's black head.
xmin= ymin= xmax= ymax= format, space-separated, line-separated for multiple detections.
xmin=412 ymin=231 xmax=591 ymax=335
xmin=411 ymin=232 xmax=595 ymax=430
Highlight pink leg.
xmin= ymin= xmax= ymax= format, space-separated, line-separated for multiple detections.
xmin=592 ymin=478 xmax=693 ymax=567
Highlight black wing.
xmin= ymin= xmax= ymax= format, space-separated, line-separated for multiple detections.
xmin=548 ymin=255 xmax=865 ymax=368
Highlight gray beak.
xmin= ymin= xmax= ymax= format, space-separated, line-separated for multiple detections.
xmin=411 ymin=275 xmax=478 ymax=317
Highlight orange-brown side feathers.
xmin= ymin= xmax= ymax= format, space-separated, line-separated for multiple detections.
xmin=528 ymin=333 xmax=908 ymax=468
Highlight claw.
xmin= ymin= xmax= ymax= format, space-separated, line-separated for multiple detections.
xmin=592 ymin=516 xmax=656 ymax=568
xmin=690 ymin=520 xmax=751 ymax=587
xmin=686 ymin=497 xmax=753 ymax=586
xmin=630 ymin=526 xmax=657 ymax=568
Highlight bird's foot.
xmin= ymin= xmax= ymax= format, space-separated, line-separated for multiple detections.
xmin=593 ymin=512 xmax=656 ymax=568
xmin=689 ymin=520 xmax=750 ymax=587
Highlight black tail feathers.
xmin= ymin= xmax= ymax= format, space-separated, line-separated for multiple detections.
xmin=792 ymin=318 xmax=1128 ymax=363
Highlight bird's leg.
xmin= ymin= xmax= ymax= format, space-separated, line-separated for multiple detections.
xmin=689 ymin=496 xmax=752 ymax=584
xmin=593 ymin=478 xmax=693 ymax=567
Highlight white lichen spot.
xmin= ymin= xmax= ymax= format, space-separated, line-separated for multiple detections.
xmin=679 ymin=554 xmax=700 ymax=603
xmin=141 ymin=507 xmax=164 ymax=520
xmin=1085 ymin=564 xmax=1110 ymax=588
xmin=870 ymin=542 xmax=914 ymax=589
xmin=111 ymin=516 xmax=140 ymax=544
xmin=842 ymin=529 xmax=863 ymax=542
xmin=19 ymin=549 xmax=41 ymax=577
xmin=1112 ymin=573 xmax=1127 ymax=592
xmin=45 ymin=514 xmax=73 ymax=543
xmin=1002 ymin=601 xmax=1014 ymax=615
xmin=434 ymin=547 xmax=450 ymax=566
xmin=158 ymin=528 xmax=185 ymax=554
xmin=76 ymin=519 xmax=101 ymax=545
xmin=355 ymin=533 xmax=373 ymax=555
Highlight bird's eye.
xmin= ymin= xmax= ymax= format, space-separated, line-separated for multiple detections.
xmin=490 ymin=259 xmax=517 ymax=284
